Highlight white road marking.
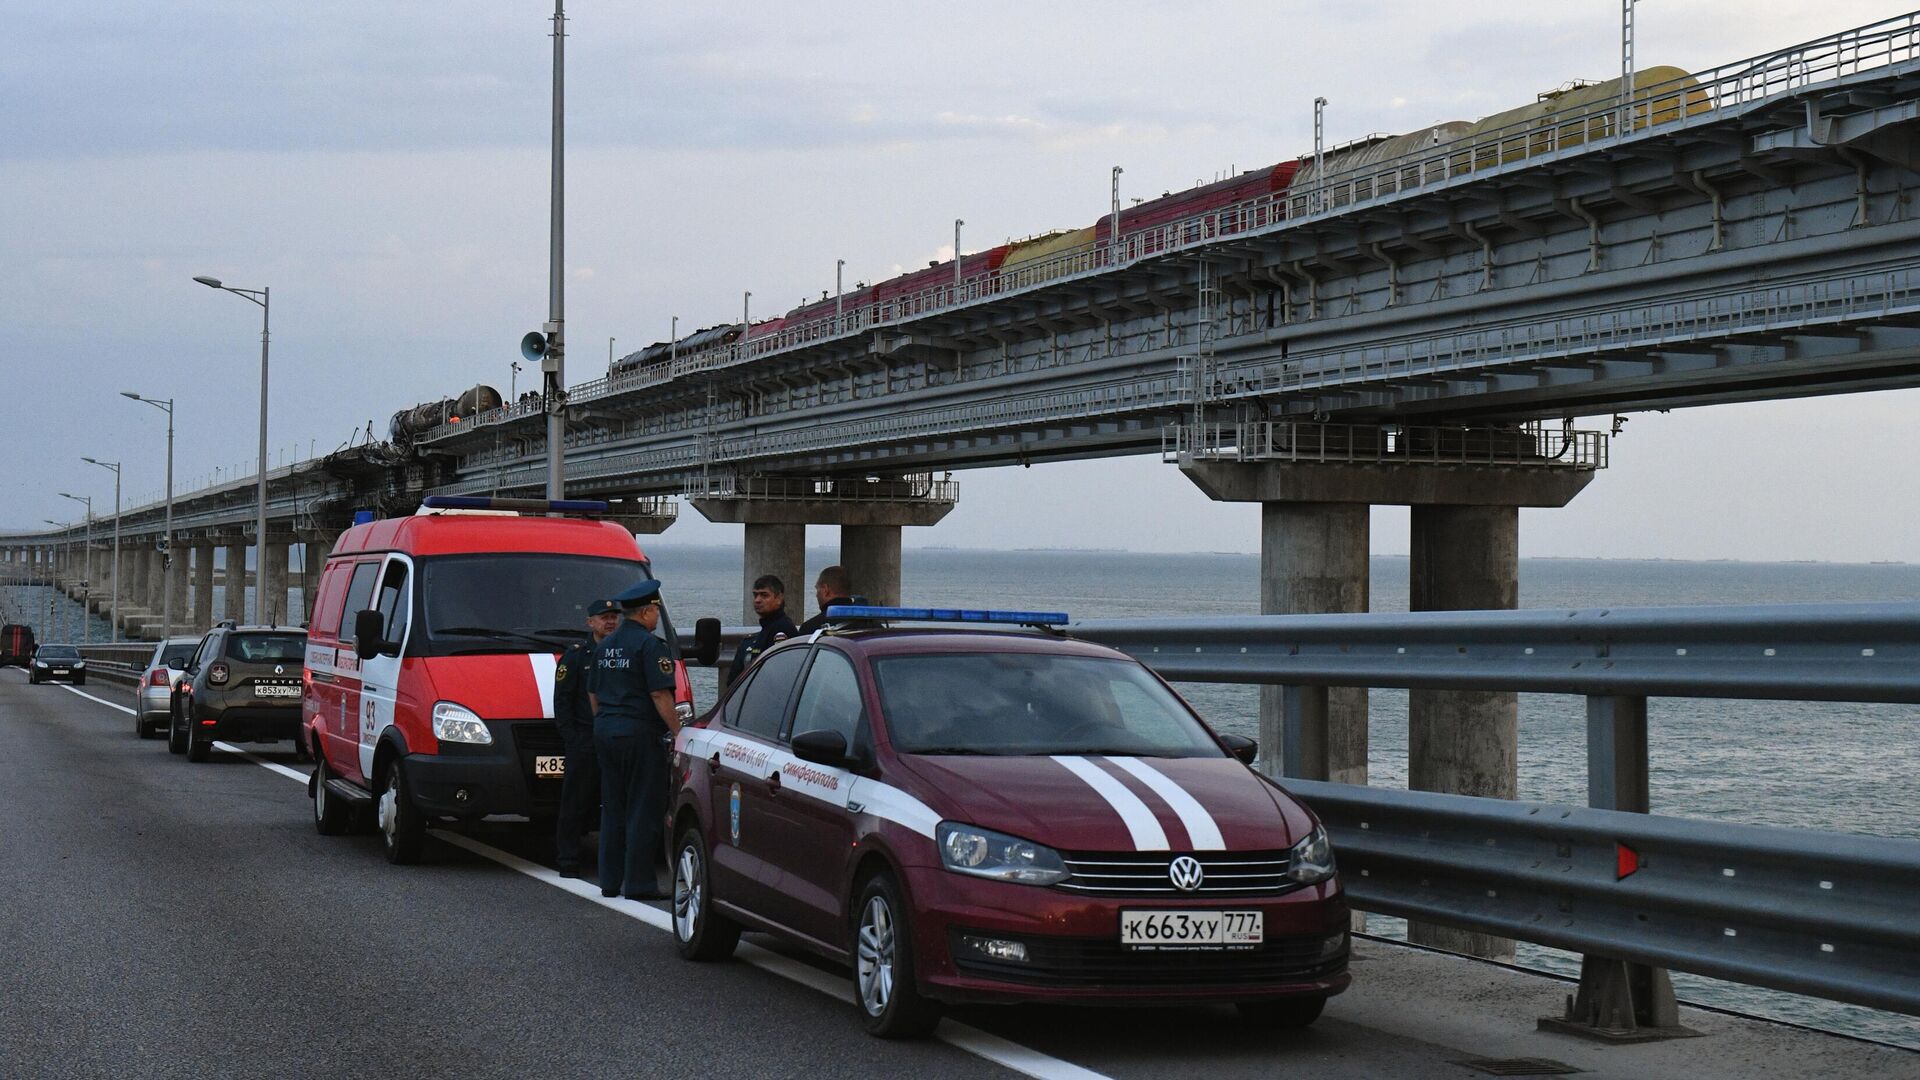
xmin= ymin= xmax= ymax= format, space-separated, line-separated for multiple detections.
xmin=1105 ymin=757 xmax=1225 ymax=850
xmin=1051 ymin=755 xmax=1168 ymax=851
xmin=49 ymin=679 xmax=1111 ymax=1080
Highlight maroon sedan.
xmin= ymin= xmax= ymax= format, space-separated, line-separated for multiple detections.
xmin=668 ymin=608 xmax=1350 ymax=1038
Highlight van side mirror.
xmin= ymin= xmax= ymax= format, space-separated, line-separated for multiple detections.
xmin=791 ymin=729 xmax=850 ymax=767
xmin=694 ymin=617 xmax=722 ymax=667
xmin=353 ymin=609 xmax=386 ymax=661
xmin=166 ymin=656 xmax=186 ymax=671
xmin=1219 ymin=733 xmax=1258 ymax=766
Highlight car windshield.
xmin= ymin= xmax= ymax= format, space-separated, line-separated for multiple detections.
xmin=870 ymin=651 xmax=1226 ymax=758
xmin=225 ymin=633 xmax=305 ymax=662
xmin=37 ymin=645 xmax=79 ymax=660
xmin=417 ymin=554 xmax=667 ymax=654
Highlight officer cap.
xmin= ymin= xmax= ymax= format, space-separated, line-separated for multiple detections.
xmin=585 ymin=598 xmax=619 ymax=617
xmin=614 ymin=579 xmax=663 ymax=607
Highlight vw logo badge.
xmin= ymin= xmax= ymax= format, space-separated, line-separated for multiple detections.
xmin=274 ymin=664 xmax=285 ymax=675
xmin=1168 ymin=855 xmax=1205 ymax=892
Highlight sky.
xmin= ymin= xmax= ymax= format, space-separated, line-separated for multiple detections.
xmin=2 ymin=0 xmax=1915 ymax=562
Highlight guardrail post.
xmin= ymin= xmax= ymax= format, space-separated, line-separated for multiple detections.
xmin=1278 ymin=684 xmax=1329 ymax=780
xmin=1540 ymin=694 xmax=1693 ymax=1041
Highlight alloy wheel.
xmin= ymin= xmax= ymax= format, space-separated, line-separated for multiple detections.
xmin=856 ymin=895 xmax=896 ymax=1017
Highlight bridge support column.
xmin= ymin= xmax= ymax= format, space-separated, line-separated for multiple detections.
xmin=263 ymin=541 xmax=289 ymax=626
xmin=166 ymin=547 xmax=188 ymax=639
xmin=692 ymin=478 xmax=956 ymax=625
xmin=295 ymin=533 xmax=340 ymax=629
xmin=191 ymin=543 xmax=215 ymax=634
xmin=223 ymin=542 xmax=247 ymax=624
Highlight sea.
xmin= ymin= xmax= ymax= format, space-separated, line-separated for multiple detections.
xmin=7 ymin=549 xmax=1915 ymax=1047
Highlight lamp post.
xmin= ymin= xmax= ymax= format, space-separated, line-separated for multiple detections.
xmin=123 ymin=392 xmax=175 ymax=638
xmin=1110 ymin=166 xmax=1124 ymax=263
xmin=1619 ymin=0 xmax=1637 ymax=138
xmin=82 ymin=457 xmax=120 ymax=641
xmin=1313 ymin=97 xmax=1328 ymax=213
xmin=670 ymin=315 xmax=678 ymax=364
xmin=543 ymin=0 xmax=569 ymax=503
xmin=953 ymin=219 xmax=965 ymax=296
xmin=608 ymin=336 xmax=615 ymax=369
xmin=510 ymin=359 xmax=521 ymax=399
xmin=57 ymin=492 xmax=93 ymax=644
xmin=192 ymin=275 xmax=269 ymax=622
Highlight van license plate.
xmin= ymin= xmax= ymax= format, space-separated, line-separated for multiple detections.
xmin=534 ymin=755 xmax=565 ymax=779
xmin=1120 ymin=910 xmax=1262 ymax=951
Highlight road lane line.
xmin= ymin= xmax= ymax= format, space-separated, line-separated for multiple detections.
xmin=48 ymin=681 xmax=1113 ymax=1080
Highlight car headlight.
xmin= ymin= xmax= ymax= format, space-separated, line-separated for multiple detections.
xmin=1286 ymin=823 xmax=1336 ymax=885
xmin=936 ymin=822 xmax=1070 ymax=886
xmin=33 ymin=661 xmax=47 ymax=668
xmin=72 ymin=661 xmax=85 ymax=669
xmin=431 ymin=701 xmax=492 ymax=745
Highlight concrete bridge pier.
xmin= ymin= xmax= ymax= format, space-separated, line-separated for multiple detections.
xmin=191 ymin=542 xmax=215 ymax=633
xmin=263 ymin=541 xmax=289 ymax=626
xmin=222 ymin=541 xmax=247 ymax=623
xmin=165 ymin=547 xmax=188 ymax=639
xmin=295 ymin=532 xmax=345 ymax=628
xmin=692 ymin=480 xmax=956 ymax=624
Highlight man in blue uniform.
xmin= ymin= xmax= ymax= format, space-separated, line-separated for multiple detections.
xmin=588 ymin=578 xmax=681 ymax=900
xmin=552 ymin=597 xmax=620 ymax=878
xmin=728 ymin=574 xmax=799 ymax=687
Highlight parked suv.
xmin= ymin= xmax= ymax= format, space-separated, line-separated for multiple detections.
xmin=169 ymin=624 xmax=307 ymax=762
xmin=134 ymin=636 xmax=200 ymax=738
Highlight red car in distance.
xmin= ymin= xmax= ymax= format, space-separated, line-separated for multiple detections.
xmin=667 ymin=607 xmax=1350 ymax=1038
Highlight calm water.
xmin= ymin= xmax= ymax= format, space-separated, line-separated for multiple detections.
xmin=11 ymin=550 xmax=1917 ymax=1046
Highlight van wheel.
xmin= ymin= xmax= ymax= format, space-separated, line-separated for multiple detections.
xmin=1235 ymin=996 xmax=1327 ymax=1028
xmin=853 ymin=873 xmax=941 ymax=1039
xmin=312 ymin=756 xmax=350 ymax=836
xmin=376 ymin=757 xmax=425 ymax=865
xmin=673 ymin=826 xmax=739 ymax=961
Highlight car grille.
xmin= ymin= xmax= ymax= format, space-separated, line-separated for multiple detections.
xmin=510 ymin=721 xmax=566 ymax=808
xmin=1059 ymin=851 xmax=1301 ymax=896
xmin=950 ymin=929 xmax=1346 ymax=987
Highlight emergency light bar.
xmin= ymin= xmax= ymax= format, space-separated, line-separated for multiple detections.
xmin=824 ymin=605 xmax=1070 ymax=626
xmin=418 ymin=496 xmax=610 ymax=515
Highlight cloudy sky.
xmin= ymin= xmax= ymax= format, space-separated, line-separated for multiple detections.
xmin=3 ymin=1 xmax=1914 ymax=561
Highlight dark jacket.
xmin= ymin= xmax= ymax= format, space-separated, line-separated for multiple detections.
xmin=797 ymin=595 xmax=854 ymax=636
xmin=553 ymin=640 xmax=597 ymax=749
xmin=729 ymin=610 xmax=800 ymax=686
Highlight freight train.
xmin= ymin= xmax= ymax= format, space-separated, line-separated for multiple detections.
xmin=609 ymin=67 xmax=1706 ymax=380
xmin=389 ymin=384 xmax=504 ymax=443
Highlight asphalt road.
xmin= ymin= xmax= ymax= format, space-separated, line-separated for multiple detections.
xmin=2 ymin=668 xmax=1913 ymax=1080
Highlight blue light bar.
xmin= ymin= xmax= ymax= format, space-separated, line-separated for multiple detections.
xmin=824 ymin=605 xmax=1069 ymax=626
xmin=419 ymin=496 xmax=610 ymax=514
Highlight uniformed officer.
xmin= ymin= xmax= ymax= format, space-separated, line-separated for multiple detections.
xmin=552 ymin=597 xmax=620 ymax=878
xmin=728 ymin=574 xmax=799 ymax=687
xmin=587 ymin=578 xmax=681 ymax=900
xmin=797 ymin=564 xmax=856 ymax=634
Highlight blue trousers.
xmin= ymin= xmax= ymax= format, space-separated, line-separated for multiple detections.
xmin=595 ymin=730 xmax=667 ymax=897
xmin=554 ymin=739 xmax=601 ymax=871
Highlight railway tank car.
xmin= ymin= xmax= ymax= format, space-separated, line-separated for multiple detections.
xmin=388 ymin=384 xmax=502 ymax=442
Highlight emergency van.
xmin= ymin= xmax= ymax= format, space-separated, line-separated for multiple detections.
xmin=302 ymin=496 xmax=718 ymax=863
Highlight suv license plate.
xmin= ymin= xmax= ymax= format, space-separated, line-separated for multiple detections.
xmin=1120 ymin=910 xmax=1262 ymax=951
xmin=534 ymin=755 xmax=565 ymax=779
xmin=255 ymin=685 xmax=301 ymax=699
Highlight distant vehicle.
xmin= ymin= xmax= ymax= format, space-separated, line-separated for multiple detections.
xmin=668 ymin=606 xmax=1351 ymax=1039
xmin=28 ymin=643 xmax=84 ymax=685
xmin=168 ymin=624 xmax=307 ymax=763
xmin=2 ymin=623 xmax=35 ymax=667
xmin=301 ymin=495 xmax=719 ymax=865
xmin=133 ymin=636 xmax=201 ymax=739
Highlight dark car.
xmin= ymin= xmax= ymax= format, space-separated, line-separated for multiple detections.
xmin=168 ymin=624 xmax=307 ymax=762
xmin=29 ymin=643 xmax=85 ymax=684
xmin=2 ymin=623 xmax=36 ymax=667
xmin=667 ymin=607 xmax=1349 ymax=1038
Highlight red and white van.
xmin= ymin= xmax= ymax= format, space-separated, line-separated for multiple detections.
xmin=302 ymin=496 xmax=717 ymax=863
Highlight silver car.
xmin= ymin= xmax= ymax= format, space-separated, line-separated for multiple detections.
xmin=135 ymin=637 xmax=201 ymax=739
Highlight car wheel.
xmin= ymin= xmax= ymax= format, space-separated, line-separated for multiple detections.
xmin=185 ymin=712 xmax=211 ymax=762
xmin=376 ymin=756 xmax=425 ymax=865
xmin=166 ymin=705 xmax=186 ymax=755
xmin=672 ymin=826 xmax=740 ymax=961
xmin=311 ymin=754 xmax=351 ymax=836
xmin=1235 ymin=996 xmax=1327 ymax=1029
xmin=853 ymin=873 xmax=941 ymax=1039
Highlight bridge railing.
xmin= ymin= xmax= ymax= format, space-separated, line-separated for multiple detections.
xmin=1070 ymin=603 xmax=1920 ymax=1025
xmin=1164 ymin=421 xmax=1608 ymax=470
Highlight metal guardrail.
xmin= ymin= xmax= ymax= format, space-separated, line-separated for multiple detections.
xmin=1070 ymin=602 xmax=1920 ymax=1026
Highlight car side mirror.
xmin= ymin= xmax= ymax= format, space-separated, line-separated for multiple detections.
xmin=694 ymin=617 xmax=722 ymax=667
xmin=353 ymin=609 xmax=386 ymax=661
xmin=1220 ymin=733 xmax=1258 ymax=766
xmin=791 ymin=729 xmax=850 ymax=767
xmin=166 ymin=656 xmax=186 ymax=670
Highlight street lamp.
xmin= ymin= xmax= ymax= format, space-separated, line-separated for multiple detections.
xmin=123 ymin=391 xmax=176 ymax=639
xmin=835 ymin=259 xmax=845 ymax=325
xmin=193 ymin=274 xmax=270 ymax=623
xmin=1313 ymin=97 xmax=1328 ymax=213
xmin=1110 ymin=166 xmax=1124 ymax=263
xmin=81 ymin=457 xmax=121 ymax=641
xmin=57 ymin=492 xmax=93 ymax=644
xmin=953 ymin=219 xmax=965 ymax=294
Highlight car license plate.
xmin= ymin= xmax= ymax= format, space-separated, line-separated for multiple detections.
xmin=1120 ymin=910 xmax=1263 ymax=951
xmin=534 ymin=755 xmax=566 ymax=779
xmin=255 ymin=684 xmax=301 ymax=699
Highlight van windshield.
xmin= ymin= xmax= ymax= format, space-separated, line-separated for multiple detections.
xmin=417 ymin=554 xmax=662 ymax=655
